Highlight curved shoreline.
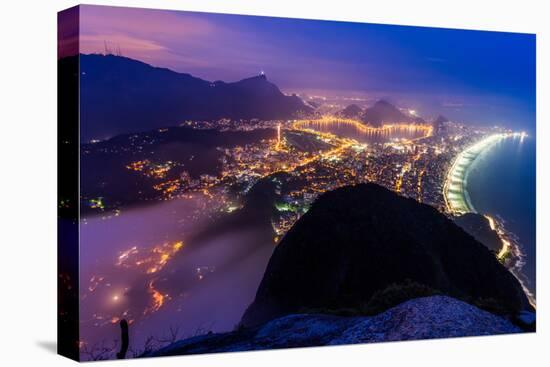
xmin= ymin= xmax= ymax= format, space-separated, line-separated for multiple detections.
xmin=292 ymin=116 xmax=433 ymax=143
xmin=443 ymin=133 xmax=512 ymax=215
xmin=443 ymin=132 xmax=536 ymax=308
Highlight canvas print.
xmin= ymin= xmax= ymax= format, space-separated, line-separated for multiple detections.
xmin=58 ymin=5 xmax=536 ymax=362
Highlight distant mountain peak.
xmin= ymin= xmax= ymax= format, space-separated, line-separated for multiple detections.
xmin=361 ymin=99 xmax=424 ymax=126
xmin=239 ymin=72 xmax=268 ymax=81
xmin=374 ymin=99 xmax=393 ymax=107
xmin=69 ymin=53 xmax=313 ymax=140
xmin=338 ymin=104 xmax=364 ymax=119
xmin=235 ymin=74 xmax=270 ymax=86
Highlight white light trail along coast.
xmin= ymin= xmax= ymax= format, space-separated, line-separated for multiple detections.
xmin=443 ymin=131 xmax=535 ymax=308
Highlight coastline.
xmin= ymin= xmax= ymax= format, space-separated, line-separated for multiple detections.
xmin=443 ymin=133 xmax=513 ymax=215
xmin=443 ymin=132 xmax=536 ymax=308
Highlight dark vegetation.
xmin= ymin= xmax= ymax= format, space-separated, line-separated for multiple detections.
xmin=361 ymin=280 xmax=441 ymax=315
xmin=298 ymin=280 xmax=441 ymax=317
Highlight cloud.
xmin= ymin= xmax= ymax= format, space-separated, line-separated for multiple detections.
xmin=78 ymin=5 xmax=284 ymax=81
xmin=80 ymin=34 xmax=167 ymax=53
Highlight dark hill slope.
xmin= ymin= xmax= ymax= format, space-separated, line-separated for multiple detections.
xmin=361 ymin=100 xmax=425 ymax=126
xmin=454 ymin=213 xmax=502 ymax=253
xmin=338 ymin=104 xmax=363 ymax=119
xmin=73 ymin=54 xmax=312 ymax=141
xmin=241 ymin=183 xmax=530 ymax=327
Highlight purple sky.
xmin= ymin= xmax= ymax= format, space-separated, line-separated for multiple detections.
xmin=59 ymin=5 xmax=536 ymax=131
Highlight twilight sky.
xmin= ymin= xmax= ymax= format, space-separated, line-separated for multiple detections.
xmin=64 ymin=5 xmax=536 ymax=132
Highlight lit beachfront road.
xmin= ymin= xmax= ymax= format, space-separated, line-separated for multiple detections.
xmin=442 ymin=131 xmax=535 ymax=308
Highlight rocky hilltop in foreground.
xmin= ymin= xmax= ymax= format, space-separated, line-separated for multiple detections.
xmin=146 ymin=183 xmax=532 ymax=357
xmin=150 ymin=296 xmax=520 ymax=356
xmin=242 ymin=183 xmax=530 ymax=327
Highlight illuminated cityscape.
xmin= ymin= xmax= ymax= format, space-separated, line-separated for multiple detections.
xmin=97 ymin=115 xmax=509 ymax=226
xmin=79 ymin=111 xmax=534 ymax=350
xmin=57 ymin=5 xmax=536 ymax=361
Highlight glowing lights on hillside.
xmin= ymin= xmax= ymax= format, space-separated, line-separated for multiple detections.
xmin=126 ymin=159 xmax=149 ymax=172
xmin=483 ymin=214 xmax=536 ymax=309
xmin=145 ymin=279 xmax=169 ymax=314
xmin=126 ymin=159 xmax=176 ymax=179
xmin=110 ymin=241 xmax=185 ymax=315
xmin=89 ymin=197 xmax=105 ymax=210
xmin=116 ymin=240 xmax=184 ymax=274
xmin=276 ymin=123 xmax=282 ymax=150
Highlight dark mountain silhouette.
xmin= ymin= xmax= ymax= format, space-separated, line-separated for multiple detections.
xmin=338 ymin=104 xmax=363 ymax=119
xmin=361 ymin=100 xmax=425 ymax=127
xmin=241 ymin=183 xmax=531 ymax=327
xmin=454 ymin=213 xmax=502 ymax=253
xmin=70 ymin=54 xmax=312 ymax=141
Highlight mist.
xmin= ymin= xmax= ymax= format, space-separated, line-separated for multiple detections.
xmin=79 ymin=192 xmax=274 ymax=358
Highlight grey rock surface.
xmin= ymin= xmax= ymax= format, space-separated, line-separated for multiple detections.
xmin=150 ymin=296 xmax=522 ymax=357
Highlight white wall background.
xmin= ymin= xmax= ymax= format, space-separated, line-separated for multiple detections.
xmin=0 ymin=0 xmax=547 ymax=366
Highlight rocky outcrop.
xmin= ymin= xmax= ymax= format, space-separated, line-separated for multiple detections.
xmin=150 ymin=296 xmax=521 ymax=356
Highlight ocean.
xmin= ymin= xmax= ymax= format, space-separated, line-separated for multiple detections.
xmin=465 ymin=136 xmax=536 ymax=297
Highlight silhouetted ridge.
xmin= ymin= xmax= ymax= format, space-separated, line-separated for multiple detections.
xmin=454 ymin=213 xmax=502 ymax=253
xmin=338 ymin=104 xmax=363 ymax=119
xmin=361 ymin=100 xmax=424 ymax=126
xmin=241 ymin=183 xmax=530 ymax=327
xmin=71 ymin=54 xmax=312 ymax=141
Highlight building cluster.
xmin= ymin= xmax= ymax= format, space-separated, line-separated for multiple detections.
xmin=86 ymin=115 xmax=508 ymax=241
